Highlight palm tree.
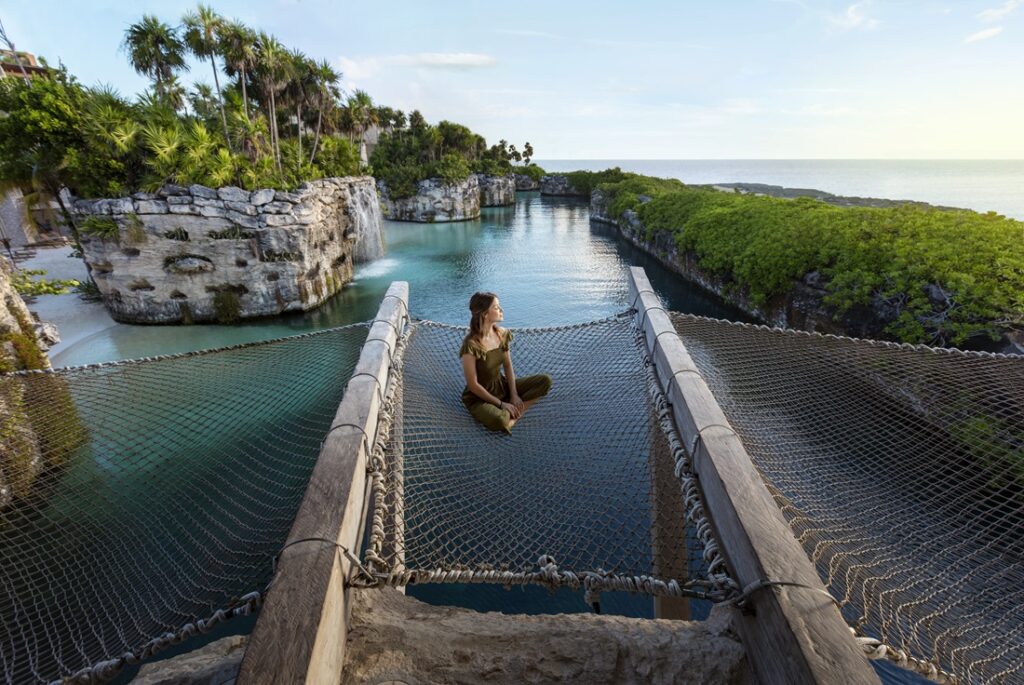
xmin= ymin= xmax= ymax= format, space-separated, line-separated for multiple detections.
xmin=220 ymin=20 xmax=258 ymax=122
xmin=282 ymin=50 xmax=314 ymax=166
xmin=122 ymin=15 xmax=188 ymax=109
xmin=183 ymin=5 xmax=231 ymax=150
xmin=255 ymin=32 xmax=286 ymax=170
xmin=309 ymin=59 xmax=341 ymax=165
xmin=344 ymin=89 xmax=378 ymax=144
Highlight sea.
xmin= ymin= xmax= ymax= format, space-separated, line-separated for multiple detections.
xmin=536 ymin=159 xmax=1024 ymax=220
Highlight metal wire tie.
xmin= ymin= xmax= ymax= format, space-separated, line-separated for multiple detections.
xmin=272 ymin=537 xmax=376 ymax=584
xmin=321 ymin=422 xmax=372 ymax=456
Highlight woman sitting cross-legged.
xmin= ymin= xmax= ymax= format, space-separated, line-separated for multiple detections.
xmin=459 ymin=292 xmax=552 ymax=434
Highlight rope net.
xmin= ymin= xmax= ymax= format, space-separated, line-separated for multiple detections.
xmin=365 ymin=312 xmax=733 ymax=606
xmin=0 ymin=324 xmax=368 ymax=685
xmin=670 ymin=312 xmax=1023 ymax=685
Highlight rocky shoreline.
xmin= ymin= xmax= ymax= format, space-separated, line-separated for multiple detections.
xmin=589 ymin=187 xmax=1022 ymax=354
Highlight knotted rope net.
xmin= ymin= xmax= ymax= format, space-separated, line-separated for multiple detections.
xmin=364 ymin=312 xmax=735 ymax=608
xmin=0 ymin=323 xmax=368 ymax=685
xmin=671 ymin=312 xmax=1023 ymax=685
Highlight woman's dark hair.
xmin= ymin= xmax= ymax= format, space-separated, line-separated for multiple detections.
xmin=464 ymin=291 xmax=498 ymax=349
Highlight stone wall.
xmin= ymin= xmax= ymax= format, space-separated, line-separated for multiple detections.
xmin=475 ymin=173 xmax=516 ymax=206
xmin=75 ymin=176 xmax=384 ymax=324
xmin=540 ymin=174 xmax=587 ymax=197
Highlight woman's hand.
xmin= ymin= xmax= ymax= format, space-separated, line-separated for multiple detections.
xmin=500 ymin=401 xmax=522 ymax=419
xmin=510 ymin=393 xmax=525 ymax=414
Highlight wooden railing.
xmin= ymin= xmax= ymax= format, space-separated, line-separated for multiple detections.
xmin=236 ymin=281 xmax=408 ymax=685
xmin=628 ymin=266 xmax=879 ymax=685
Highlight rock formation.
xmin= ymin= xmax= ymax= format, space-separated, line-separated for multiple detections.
xmin=540 ymin=174 xmax=587 ymax=197
xmin=513 ymin=173 xmax=540 ymax=191
xmin=475 ymin=173 xmax=516 ymax=206
xmin=125 ymin=588 xmax=751 ymax=685
xmin=378 ymin=173 xmax=515 ymax=222
xmin=75 ymin=177 xmax=384 ymax=324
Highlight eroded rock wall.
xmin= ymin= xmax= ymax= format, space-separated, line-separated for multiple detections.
xmin=378 ymin=175 xmax=482 ymax=222
xmin=475 ymin=173 xmax=515 ymax=206
xmin=76 ymin=177 xmax=383 ymax=324
xmin=540 ymin=174 xmax=587 ymax=197
xmin=0 ymin=263 xmax=47 ymax=509
xmin=513 ymin=173 xmax=540 ymax=191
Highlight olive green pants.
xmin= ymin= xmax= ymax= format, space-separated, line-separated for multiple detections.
xmin=465 ymin=374 xmax=553 ymax=434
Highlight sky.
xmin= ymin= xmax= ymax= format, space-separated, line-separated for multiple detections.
xmin=2 ymin=0 xmax=1023 ymax=159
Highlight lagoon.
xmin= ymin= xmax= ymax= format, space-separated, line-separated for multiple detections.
xmin=50 ymin=192 xmax=748 ymax=368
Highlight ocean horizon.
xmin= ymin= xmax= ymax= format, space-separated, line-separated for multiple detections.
xmin=536 ymin=159 xmax=1024 ymax=220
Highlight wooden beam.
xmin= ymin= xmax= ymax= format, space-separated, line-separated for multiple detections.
xmin=627 ymin=267 xmax=878 ymax=685
xmin=236 ymin=281 xmax=409 ymax=685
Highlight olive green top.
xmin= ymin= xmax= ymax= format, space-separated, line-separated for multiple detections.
xmin=460 ymin=330 xmax=514 ymax=405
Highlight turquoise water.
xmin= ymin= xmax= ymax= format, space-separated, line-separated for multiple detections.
xmin=53 ymin=193 xmax=747 ymax=368
xmin=539 ymin=159 xmax=1024 ymax=219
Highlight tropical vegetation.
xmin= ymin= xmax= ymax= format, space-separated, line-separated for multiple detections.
xmin=592 ymin=171 xmax=1024 ymax=345
xmin=370 ymin=111 xmax=532 ymax=198
xmin=0 ymin=6 xmax=416 ymax=215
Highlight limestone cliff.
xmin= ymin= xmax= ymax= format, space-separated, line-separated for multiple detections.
xmin=75 ymin=177 xmax=384 ymax=324
xmin=540 ymin=174 xmax=587 ymax=197
xmin=378 ymin=175 xmax=481 ymax=222
xmin=475 ymin=173 xmax=515 ymax=207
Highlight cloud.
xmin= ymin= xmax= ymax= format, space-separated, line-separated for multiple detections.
xmin=393 ymin=53 xmax=496 ymax=68
xmin=338 ymin=52 xmax=496 ymax=80
xmin=829 ymin=2 xmax=880 ymax=30
xmin=977 ymin=0 xmax=1022 ymax=21
xmin=964 ymin=26 xmax=1004 ymax=42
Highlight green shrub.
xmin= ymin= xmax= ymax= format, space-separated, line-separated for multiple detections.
xmin=9 ymin=269 xmax=79 ymax=297
xmin=79 ymin=215 xmax=119 ymax=241
xmin=123 ymin=213 xmax=146 ymax=244
xmin=433 ymin=153 xmax=472 ymax=185
xmin=514 ymin=164 xmax=546 ymax=182
xmin=208 ymin=227 xmax=253 ymax=240
xmin=596 ymin=172 xmax=1024 ymax=345
xmin=564 ymin=167 xmax=629 ymax=196
xmin=163 ymin=227 xmax=189 ymax=241
xmin=213 ymin=290 xmax=241 ymax=324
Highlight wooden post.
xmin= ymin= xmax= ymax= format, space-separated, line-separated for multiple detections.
xmin=236 ymin=281 xmax=409 ymax=685
xmin=627 ymin=267 xmax=878 ymax=685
